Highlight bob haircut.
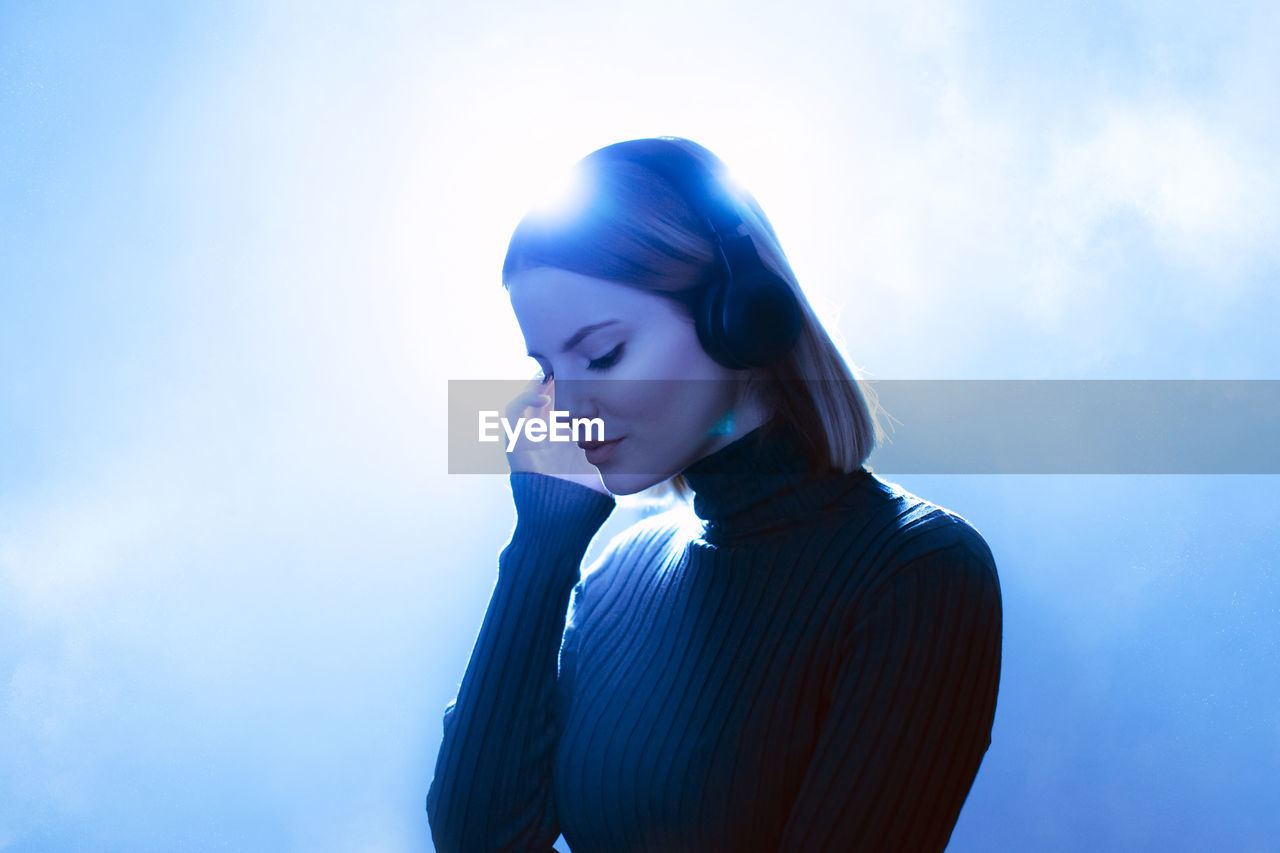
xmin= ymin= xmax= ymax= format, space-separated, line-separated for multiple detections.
xmin=501 ymin=137 xmax=884 ymax=502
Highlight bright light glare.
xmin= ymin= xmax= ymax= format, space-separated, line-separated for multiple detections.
xmin=524 ymin=162 xmax=591 ymax=224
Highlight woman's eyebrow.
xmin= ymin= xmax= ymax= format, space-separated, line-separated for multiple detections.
xmin=527 ymin=320 xmax=620 ymax=359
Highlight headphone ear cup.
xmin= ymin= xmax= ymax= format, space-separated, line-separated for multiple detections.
xmin=695 ymin=267 xmax=802 ymax=370
xmin=721 ymin=269 xmax=803 ymax=367
xmin=694 ymin=275 xmax=741 ymax=369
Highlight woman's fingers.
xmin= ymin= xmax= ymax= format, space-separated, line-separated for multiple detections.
xmin=500 ymin=377 xmax=606 ymax=493
xmin=503 ymin=376 xmax=553 ymax=423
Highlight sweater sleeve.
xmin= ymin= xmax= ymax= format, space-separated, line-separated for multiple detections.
xmin=426 ymin=472 xmax=616 ymax=853
xmin=778 ymin=541 xmax=1003 ymax=852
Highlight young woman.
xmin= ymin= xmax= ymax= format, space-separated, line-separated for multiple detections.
xmin=427 ymin=137 xmax=1003 ymax=852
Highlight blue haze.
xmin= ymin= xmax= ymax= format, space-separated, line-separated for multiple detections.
xmin=2 ymin=1 xmax=1277 ymax=850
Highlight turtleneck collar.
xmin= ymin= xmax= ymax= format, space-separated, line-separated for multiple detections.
xmin=680 ymin=417 xmax=873 ymax=543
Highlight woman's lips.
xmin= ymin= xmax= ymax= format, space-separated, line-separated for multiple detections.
xmin=578 ymin=437 xmax=624 ymax=465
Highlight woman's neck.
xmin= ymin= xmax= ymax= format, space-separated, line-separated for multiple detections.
xmin=695 ymin=390 xmax=770 ymax=463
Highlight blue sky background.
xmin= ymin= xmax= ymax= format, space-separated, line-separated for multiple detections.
xmin=2 ymin=1 xmax=1277 ymax=850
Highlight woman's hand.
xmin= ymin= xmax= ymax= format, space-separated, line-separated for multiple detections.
xmin=504 ymin=375 xmax=611 ymax=496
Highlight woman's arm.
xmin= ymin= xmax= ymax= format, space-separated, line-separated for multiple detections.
xmin=778 ymin=541 xmax=1003 ymax=852
xmin=426 ymin=472 xmax=615 ymax=853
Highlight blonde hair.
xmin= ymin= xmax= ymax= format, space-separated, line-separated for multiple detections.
xmin=502 ymin=137 xmax=885 ymax=503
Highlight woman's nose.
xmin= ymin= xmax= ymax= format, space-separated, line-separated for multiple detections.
xmin=551 ymin=378 xmax=600 ymax=423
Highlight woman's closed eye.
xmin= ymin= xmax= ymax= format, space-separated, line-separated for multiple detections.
xmin=535 ymin=343 xmax=625 ymax=381
xmin=587 ymin=343 xmax=624 ymax=372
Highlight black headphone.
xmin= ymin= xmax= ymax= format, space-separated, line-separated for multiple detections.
xmin=585 ymin=137 xmax=803 ymax=371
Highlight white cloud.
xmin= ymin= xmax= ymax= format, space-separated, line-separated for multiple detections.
xmin=1041 ymin=102 xmax=1276 ymax=283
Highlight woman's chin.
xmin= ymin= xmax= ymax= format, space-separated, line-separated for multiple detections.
xmin=598 ymin=471 xmax=663 ymax=497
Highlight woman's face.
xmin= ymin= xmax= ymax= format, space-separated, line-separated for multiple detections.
xmin=508 ymin=266 xmax=763 ymax=495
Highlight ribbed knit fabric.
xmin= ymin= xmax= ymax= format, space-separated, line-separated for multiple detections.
xmin=427 ymin=421 xmax=1003 ymax=852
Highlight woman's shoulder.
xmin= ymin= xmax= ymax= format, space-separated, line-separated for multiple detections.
xmin=843 ymin=470 xmax=999 ymax=579
xmin=574 ymin=503 xmax=700 ymax=599
xmin=808 ymin=472 xmax=1004 ymax=630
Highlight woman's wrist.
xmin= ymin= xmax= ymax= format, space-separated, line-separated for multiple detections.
xmin=509 ymin=471 xmax=616 ymax=534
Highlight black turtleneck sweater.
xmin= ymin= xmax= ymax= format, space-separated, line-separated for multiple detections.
xmin=427 ymin=423 xmax=1003 ymax=852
